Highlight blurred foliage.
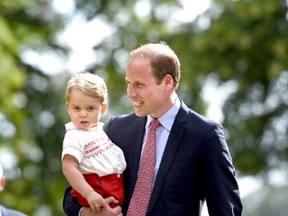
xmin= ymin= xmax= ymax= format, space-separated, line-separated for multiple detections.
xmin=0 ymin=0 xmax=287 ymax=215
xmin=189 ymin=0 xmax=288 ymax=176
xmin=243 ymin=184 xmax=288 ymax=216
xmin=0 ymin=0 xmax=67 ymax=215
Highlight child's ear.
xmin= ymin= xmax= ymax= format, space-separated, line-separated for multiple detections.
xmin=66 ymin=102 xmax=70 ymax=115
xmin=101 ymin=103 xmax=108 ymax=115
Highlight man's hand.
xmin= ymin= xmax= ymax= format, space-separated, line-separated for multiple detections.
xmin=80 ymin=196 xmax=122 ymax=216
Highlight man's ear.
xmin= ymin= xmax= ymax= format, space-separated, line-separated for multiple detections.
xmin=101 ymin=102 xmax=108 ymax=115
xmin=163 ymin=74 xmax=174 ymax=90
xmin=0 ymin=176 xmax=6 ymax=192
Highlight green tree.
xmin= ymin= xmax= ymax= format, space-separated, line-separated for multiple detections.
xmin=0 ymin=0 xmax=66 ymax=214
xmin=0 ymin=0 xmax=287 ymax=215
xmin=184 ymin=0 xmax=288 ymax=176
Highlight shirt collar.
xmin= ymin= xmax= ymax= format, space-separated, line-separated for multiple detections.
xmin=146 ymin=96 xmax=181 ymax=131
xmin=65 ymin=121 xmax=104 ymax=131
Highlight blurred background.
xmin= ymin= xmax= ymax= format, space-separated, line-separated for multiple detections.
xmin=0 ymin=0 xmax=287 ymax=215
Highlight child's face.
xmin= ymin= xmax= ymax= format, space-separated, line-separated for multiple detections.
xmin=66 ymin=88 xmax=107 ymax=130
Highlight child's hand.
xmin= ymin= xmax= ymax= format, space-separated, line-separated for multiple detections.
xmin=86 ymin=191 xmax=106 ymax=212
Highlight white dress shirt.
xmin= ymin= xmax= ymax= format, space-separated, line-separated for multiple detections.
xmin=142 ymin=96 xmax=181 ymax=182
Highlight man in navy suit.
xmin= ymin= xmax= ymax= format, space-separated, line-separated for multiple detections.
xmin=0 ymin=164 xmax=28 ymax=216
xmin=63 ymin=42 xmax=243 ymax=216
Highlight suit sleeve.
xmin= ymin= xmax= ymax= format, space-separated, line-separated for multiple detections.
xmin=63 ymin=186 xmax=82 ymax=216
xmin=203 ymin=123 xmax=242 ymax=216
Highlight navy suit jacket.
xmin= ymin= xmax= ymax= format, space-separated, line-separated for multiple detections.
xmin=63 ymin=101 xmax=242 ymax=216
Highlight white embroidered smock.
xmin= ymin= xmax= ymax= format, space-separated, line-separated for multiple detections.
xmin=61 ymin=122 xmax=126 ymax=177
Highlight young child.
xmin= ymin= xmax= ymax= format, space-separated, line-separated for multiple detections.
xmin=61 ymin=72 xmax=126 ymax=212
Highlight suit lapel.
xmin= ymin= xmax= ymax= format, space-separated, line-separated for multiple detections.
xmin=147 ymin=102 xmax=189 ymax=213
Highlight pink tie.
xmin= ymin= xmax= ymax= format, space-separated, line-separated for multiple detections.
xmin=127 ymin=118 xmax=160 ymax=216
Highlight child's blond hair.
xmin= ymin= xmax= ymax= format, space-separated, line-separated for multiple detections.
xmin=66 ymin=72 xmax=108 ymax=103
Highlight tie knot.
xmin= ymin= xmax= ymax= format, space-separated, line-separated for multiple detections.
xmin=150 ymin=118 xmax=159 ymax=130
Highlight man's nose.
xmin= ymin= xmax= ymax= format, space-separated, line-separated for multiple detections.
xmin=127 ymin=86 xmax=136 ymax=98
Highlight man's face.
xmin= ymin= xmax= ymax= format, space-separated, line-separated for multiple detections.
xmin=125 ymin=58 xmax=171 ymax=118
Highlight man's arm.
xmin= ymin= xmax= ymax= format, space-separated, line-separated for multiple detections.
xmin=63 ymin=186 xmax=123 ymax=216
xmin=204 ymin=123 xmax=243 ymax=215
xmin=63 ymin=186 xmax=82 ymax=216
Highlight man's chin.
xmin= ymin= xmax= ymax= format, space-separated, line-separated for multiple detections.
xmin=134 ymin=110 xmax=146 ymax=117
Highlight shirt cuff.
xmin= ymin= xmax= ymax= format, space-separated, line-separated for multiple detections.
xmin=78 ymin=207 xmax=84 ymax=216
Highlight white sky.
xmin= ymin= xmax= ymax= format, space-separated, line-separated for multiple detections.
xmin=22 ymin=0 xmax=212 ymax=75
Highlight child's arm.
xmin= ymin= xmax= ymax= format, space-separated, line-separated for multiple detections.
xmin=62 ymin=154 xmax=106 ymax=212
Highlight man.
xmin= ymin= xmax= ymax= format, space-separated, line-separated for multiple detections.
xmin=63 ymin=42 xmax=243 ymax=215
xmin=0 ymin=164 xmax=28 ymax=216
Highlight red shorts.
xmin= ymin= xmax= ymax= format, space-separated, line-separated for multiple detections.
xmin=71 ymin=173 xmax=124 ymax=208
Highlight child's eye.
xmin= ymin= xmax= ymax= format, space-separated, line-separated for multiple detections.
xmin=88 ymin=107 xmax=95 ymax=111
xmin=73 ymin=107 xmax=80 ymax=111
